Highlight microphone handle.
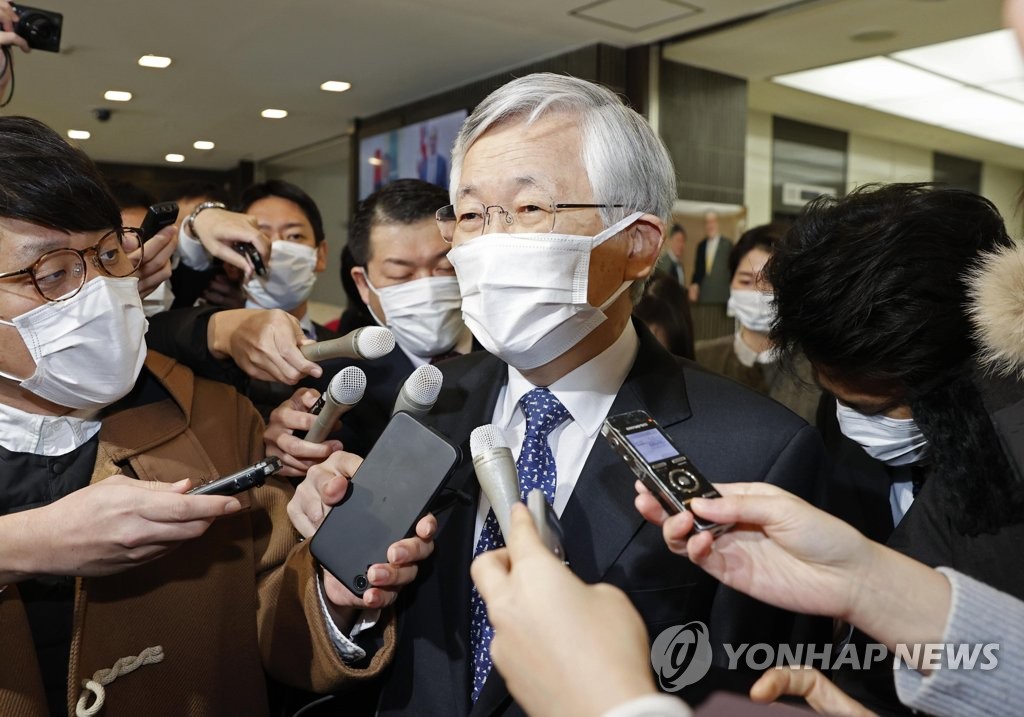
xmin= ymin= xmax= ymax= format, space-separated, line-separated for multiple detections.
xmin=473 ymin=448 xmax=520 ymax=537
xmin=306 ymin=399 xmax=357 ymax=443
xmin=301 ymin=334 xmax=361 ymax=362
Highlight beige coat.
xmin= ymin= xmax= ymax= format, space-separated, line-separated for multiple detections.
xmin=0 ymin=352 xmax=394 ymax=716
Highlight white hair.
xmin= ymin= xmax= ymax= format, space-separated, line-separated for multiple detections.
xmin=449 ymin=73 xmax=677 ymax=227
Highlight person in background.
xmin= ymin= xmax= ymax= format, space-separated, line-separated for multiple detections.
xmin=656 ymin=224 xmax=687 ymax=286
xmin=334 ymin=243 xmax=375 ymax=334
xmin=0 ymin=0 xmax=28 ymax=96
xmin=632 ymin=272 xmax=695 ymax=360
xmin=689 ymin=211 xmax=732 ymax=305
xmin=695 ymin=223 xmax=818 ymax=424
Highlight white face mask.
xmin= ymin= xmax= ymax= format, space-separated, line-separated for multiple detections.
xmin=447 ymin=212 xmax=642 ymax=371
xmin=364 ymin=274 xmax=466 ymax=357
xmin=835 ymin=402 xmax=929 ymax=466
xmin=0 ymin=276 xmax=148 ymax=411
xmin=245 ymin=241 xmax=318 ymax=311
xmin=727 ymin=289 xmax=775 ymax=333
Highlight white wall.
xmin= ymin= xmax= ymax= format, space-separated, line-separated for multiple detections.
xmin=743 ymin=115 xmax=1024 ymax=240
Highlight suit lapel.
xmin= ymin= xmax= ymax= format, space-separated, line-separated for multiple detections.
xmin=561 ymin=322 xmax=693 ymax=584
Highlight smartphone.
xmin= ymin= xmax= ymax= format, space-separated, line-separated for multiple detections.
xmin=601 ymin=410 xmax=732 ymax=536
xmin=311 ymin=411 xmax=460 ymax=596
xmin=234 ymin=242 xmax=267 ymax=277
xmin=187 ymin=456 xmax=282 ymax=496
xmin=526 ymin=488 xmax=567 ymax=563
xmin=138 ymin=201 xmax=179 ymax=243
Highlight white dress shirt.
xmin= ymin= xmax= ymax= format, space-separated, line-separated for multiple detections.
xmin=0 ymin=402 xmax=101 ymax=456
xmin=474 ymin=322 xmax=639 ymax=543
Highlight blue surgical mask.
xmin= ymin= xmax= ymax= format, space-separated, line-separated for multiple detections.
xmin=835 ymin=403 xmax=929 ymax=466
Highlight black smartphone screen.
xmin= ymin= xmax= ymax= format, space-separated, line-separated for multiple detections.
xmin=310 ymin=411 xmax=460 ymax=596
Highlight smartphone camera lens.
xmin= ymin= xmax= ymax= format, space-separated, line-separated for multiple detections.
xmin=354 ymin=575 xmax=369 ymax=591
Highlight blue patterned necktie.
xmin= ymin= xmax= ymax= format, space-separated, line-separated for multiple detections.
xmin=469 ymin=387 xmax=570 ymax=702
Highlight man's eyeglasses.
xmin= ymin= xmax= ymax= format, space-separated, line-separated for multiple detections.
xmin=435 ymin=199 xmax=625 ymax=243
xmin=0 ymin=227 xmax=143 ymax=302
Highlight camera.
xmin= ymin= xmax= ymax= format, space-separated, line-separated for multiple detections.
xmin=93 ymin=108 xmax=112 ymax=122
xmin=602 ymin=410 xmax=732 ymax=536
xmin=11 ymin=4 xmax=62 ymax=53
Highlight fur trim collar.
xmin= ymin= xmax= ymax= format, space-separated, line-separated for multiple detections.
xmin=968 ymin=242 xmax=1024 ymax=379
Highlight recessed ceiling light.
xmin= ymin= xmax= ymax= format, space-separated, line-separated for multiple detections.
xmin=67 ymin=130 xmax=90 ymax=140
xmin=193 ymin=140 xmax=215 ymax=151
xmin=138 ymin=55 xmax=172 ymax=68
xmin=103 ymin=90 xmax=133 ymax=102
xmin=261 ymin=108 xmax=288 ymax=119
xmin=320 ymin=80 xmax=352 ymax=93
xmin=165 ymin=153 xmax=185 ymax=163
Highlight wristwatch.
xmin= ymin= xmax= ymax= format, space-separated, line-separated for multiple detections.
xmin=184 ymin=201 xmax=227 ymax=240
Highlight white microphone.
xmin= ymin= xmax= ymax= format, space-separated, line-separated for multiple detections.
xmin=392 ymin=364 xmax=443 ymax=418
xmin=300 ymin=326 xmax=395 ymax=362
xmin=306 ymin=366 xmax=366 ymax=443
xmin=470 ymin=424 xmax=520 ymax=538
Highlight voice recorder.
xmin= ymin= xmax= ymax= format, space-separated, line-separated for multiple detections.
xmin=601 ymin=410 xmax=731 ymax=536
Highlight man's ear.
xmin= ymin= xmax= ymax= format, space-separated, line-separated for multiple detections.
xmin=624 ymin=213 xmax=665 ymax=281
xmin=315 ymin=241 xmax=329 ymax=273
xmin=351 ymin=266 xmax=372 ymax=306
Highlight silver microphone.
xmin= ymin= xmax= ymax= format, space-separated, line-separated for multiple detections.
xmin=470 ymin=424 xmax=520 ymax=538
xmin=300 ymin=326 xmax=395 ymax=362
xmin=392 ymin=364 xmax=443 ymax=418
xmin=306 ymin=366 xmax=366 ymax=443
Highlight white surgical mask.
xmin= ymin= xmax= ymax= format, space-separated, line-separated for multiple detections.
xmin=448 ymin=212 xmax=641 ymax=371
xmin=835 ymin=402 xmax=929 ymax=466
xmin=727 ymin=289 xmax=775 ymax=333
xmin=0 ymin=276 xmax=148 ymax=411
xmin=245 ymin=241 xmax=318 ymax=311
xmin=364 ymin=274 xmax=465 ymax=357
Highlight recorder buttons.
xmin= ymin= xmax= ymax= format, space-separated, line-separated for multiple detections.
xmin=668 ymin=468 xmax=699 ymax=492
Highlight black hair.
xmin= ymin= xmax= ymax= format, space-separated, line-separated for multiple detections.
xmin=633 ymin=272 xmax=695 ymax=360
xmin=669 ymin=224 xmax=686 ymax=237
xmin=240 ymin=179 xmax=325 ymax=245
xmin=769 ymin=183 xmax=1020 ymax=534
xmin=0 ymin=116 xmax=121 ymax=235
xmin=107 ymin=179 xmax=156 ymax=211
xmin=348 ymin=179 xmax=450 ymax=266
xmin=728 ymin=223 xmax=786 ymax=279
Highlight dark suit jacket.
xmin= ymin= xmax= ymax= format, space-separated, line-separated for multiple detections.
xmin=691 ymin=236 xmax=733 ymax=304
xmin=377 ymin=321 xmax=827 ymax=716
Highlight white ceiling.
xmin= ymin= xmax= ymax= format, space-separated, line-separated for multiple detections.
xmin=9 ymin=0 xmax=1019 ymax=171
xmin=5 ymin=0 xmax=800 ymax=169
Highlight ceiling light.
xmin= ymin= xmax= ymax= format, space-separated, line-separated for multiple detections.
xmin=138 ymin=55 xmax=172 ymax=68
xmin=103 ymin=90 xmax=133 ymax=102
xmin=67 ymin=130 xmax=90 ymax=140
xmin=261 ymin=108 xmax=288 ymax=119
xmin=193 ymin=140 xmax=215 ymax=150
xmin=892 ymin=29 xmax=1022 ymax=85
xmin=320 ymin=80 xmax=352 ymax=92
xmin=774 ymin=57 xmax=959 ymax=105
xmin=165 ymin=153 xmax=185 ymax=163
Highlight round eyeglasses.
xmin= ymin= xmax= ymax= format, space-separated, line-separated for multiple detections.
xmin=435 ymin=199 xmax=624 ymax=243
xmin=0 ymin=227 xmax=143 ymax=302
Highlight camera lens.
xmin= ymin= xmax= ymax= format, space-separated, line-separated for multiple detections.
xmin=23 ymin=14 xmax=56 ymax=42
xmin=354 ymin=575 xmax=369 ymax=591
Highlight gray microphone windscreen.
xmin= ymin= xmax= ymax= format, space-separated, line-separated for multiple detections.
xmin=328 ymin=366 xmax=367 ymax=405
xmin=406 ymin=365 xmax=443 ymax=406
xmin=355 ymin=326 xmax=396 ymax=360
xmin=471 ymin=424 xmax=509 ymax=457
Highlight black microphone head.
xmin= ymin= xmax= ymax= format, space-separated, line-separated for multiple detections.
xmin=328 ymin=366 xmax=367 ymax=405
xmin=355 ymin=326 xmax=396 ymax=360
xmin=471 ymin=424 xmax=508 ymax=458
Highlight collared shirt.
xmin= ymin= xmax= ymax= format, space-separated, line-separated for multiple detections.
xmin=733 ymin=331 xmax=776 ymax=368
xmin=474 ymin=322 xmax=639 ymax=543
xmin=0 ymin=402 xmax=101 ymax=457
xmin=705 ymin=235 xmax=721 ymax=274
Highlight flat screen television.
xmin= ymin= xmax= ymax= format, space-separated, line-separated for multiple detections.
xmin=358 ymin=108 xmax=467 ymax=200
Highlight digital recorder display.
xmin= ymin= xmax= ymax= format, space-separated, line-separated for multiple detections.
xmin=625 ymin=428 xmax=677 ymax=463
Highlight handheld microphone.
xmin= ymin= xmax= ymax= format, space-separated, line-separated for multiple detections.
xmin=300 ymin=326 xmax=395 ymax=362
xmin=470 ymin=424 xmax=520 ymax=538
xmin=306 ymin=367 xmax=366 ymax=443
xmin=392 ymin=364 xmax=443 ymax=418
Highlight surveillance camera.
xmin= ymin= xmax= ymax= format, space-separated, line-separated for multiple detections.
xmin=93 ymin=108 xmax=112 ymax=122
